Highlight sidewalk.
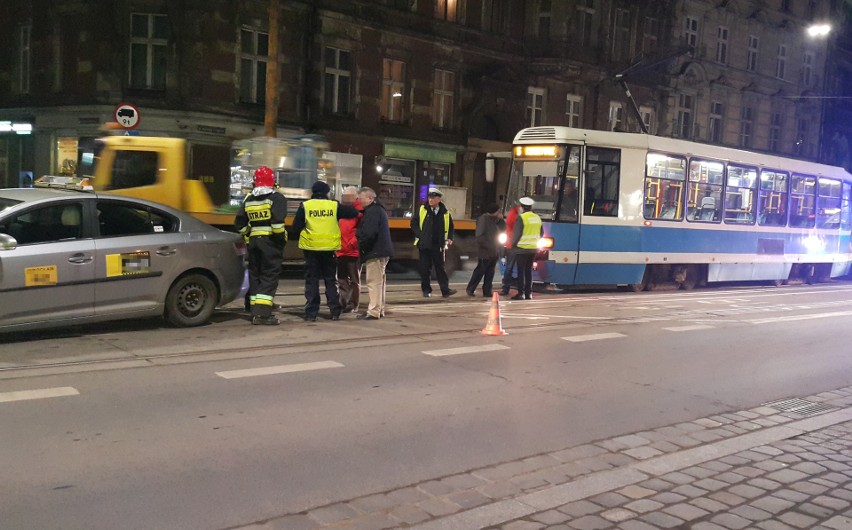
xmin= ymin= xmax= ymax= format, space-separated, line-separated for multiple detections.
xmin=237 ymin=386 xmax=852 ymax=530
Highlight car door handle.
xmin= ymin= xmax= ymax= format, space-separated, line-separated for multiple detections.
xmin=156 ymin=246 xmax=177 ymax=256
xmin=67 ymin=253 xmax=93 ymax=264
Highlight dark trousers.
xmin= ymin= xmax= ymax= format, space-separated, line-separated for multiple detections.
xmin=304 ymin=250 xmax=341 ymax=318
xmin=419 ymin=247 xmax=451 ymax=295
xmin=501 ymin=251 xmax=517 ymax=293
xmin=247 ymin=236 xmax=283 ymax=318
xmin=515 ymin=252 xmax=535 ymax=298
xmin=467 ymin=258 xmax=497 ymax=296
xmin=337 ymin=255 xmax=361 ymax=310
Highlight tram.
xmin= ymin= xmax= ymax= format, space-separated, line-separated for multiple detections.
xmin=506 ymin=126 xmax=852 ymax=290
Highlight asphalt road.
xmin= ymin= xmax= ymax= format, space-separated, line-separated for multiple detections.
xmin=2 ymin=281 xmax=852 ymax=529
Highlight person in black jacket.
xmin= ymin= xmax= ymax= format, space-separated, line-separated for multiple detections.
xmin=410 ymin=187 xmax=456 ymax=298
xmin=466 ymin=203 xmax=505 ymax=297
xmin=356 ymin=187 xmax=394 ymax=320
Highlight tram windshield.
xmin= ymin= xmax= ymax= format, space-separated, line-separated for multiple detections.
xmin=507 ymin=144 xmax=580 ymax=221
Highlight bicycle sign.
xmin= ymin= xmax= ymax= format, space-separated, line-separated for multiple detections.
xmin=114 ymin=103 xmax=140 ymax=129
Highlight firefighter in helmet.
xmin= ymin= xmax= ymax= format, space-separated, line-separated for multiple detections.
xmin=235 ymin=166 xmax=288 ymax=325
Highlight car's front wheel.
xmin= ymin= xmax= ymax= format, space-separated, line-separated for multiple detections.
xmin=164 ymin=273 xmax=218 ymax=327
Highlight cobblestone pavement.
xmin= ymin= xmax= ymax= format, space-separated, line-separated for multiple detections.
xmin=234 ymin=386 xmax=852 ymax=530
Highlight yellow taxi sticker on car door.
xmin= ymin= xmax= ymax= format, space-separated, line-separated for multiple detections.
xmin=106 ymin=251 xmax=151 ymax=277
xmin=25 ymin=265 xmax=58 ymax=286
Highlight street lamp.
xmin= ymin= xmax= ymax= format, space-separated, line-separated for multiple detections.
xmin=807 ymin=24 xmax=831 ymax=38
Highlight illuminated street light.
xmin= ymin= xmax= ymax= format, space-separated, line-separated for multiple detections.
xmin=807 ymin=24 xmax=831 ymax=38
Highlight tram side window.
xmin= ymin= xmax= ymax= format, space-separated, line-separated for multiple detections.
xmin=790 ymin=174 xmax=816 ymax=228
xmin=585 ymin=147 xmax=620 ymax=217
xmin=687 ymin=159 xmax=724 ymax=223
xmin=841 ymin=183 xmax=852 ymax=231
xmin=724 ymin=164 xmax=757 ymax=225
xmin=758 ymin=169 xmax=789 ymax=227
xmin=644 ymin=153 xmax=685 ymax=221
xmin=816 ymin=178 xmax=842 ymax=229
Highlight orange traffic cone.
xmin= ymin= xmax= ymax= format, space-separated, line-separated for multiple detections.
xmin=481 ymin=292 xmax=508 ymax=336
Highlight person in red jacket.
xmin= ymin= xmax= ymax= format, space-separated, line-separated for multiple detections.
xmin=501 ymin=201 xmax=522 ymax=295
xmin=337 ymin=186 xmax=363 ymax=313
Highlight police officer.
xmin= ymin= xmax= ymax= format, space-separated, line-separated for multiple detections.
xmin=292 ymin=181 xmax=359 ymax=321
xmin=234 ymin=166 xmax=287 ymax=325
xmin=510 ymin=196 xmax=542 ymax=301
xmin=411 ymin=187 xmax=457 ymax=298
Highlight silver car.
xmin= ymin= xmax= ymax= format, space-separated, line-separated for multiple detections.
xmin=0 ymin=188 xmax=246 ymax=332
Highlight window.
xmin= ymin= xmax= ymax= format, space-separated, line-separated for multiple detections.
xmin=644 ymin=153 xmax=686 ymax=221
xmin=526 ymin=87 xmax=545 ymax=127
xmin=747 ymin=36 xmax=759 ymax=72
xmin=576 ymin=0 xmax=595 ymax=47
xmin=97 ymin=201 xmax=176 ymax=237
xmin=724 ymin=164 xmax=757 ymax=224
xmin=817 ymin=178 xmax=842 ymax=228
xmin=640 ymin=106 xmax=655 ymax=134
xmin=686 ymin=159 xmax=724 ymax=222
xmin=781 ymin=0 xmax=791 ymax=12
xmin=556 ymin=146 xmax=582 ymax=222
xmin=130 ymin=13 xmax=168 ymax=89
xmin=676 ymin=94 xmax=694 ymax=139
xmin=432 ymin=69 xmax=454 ymax=129
xmin=776 ymin=45 xmax=786 ymax=80
xmin=538 ymin=0 xmax=551 ymax=39
xmin=19 ymin=25 xmax=31 ymax=94
xmin=613 ymin=9 xmax=631 ymax=61
xmin=0 ymin=203 xmax=83 ymax=245
xmin=758 ymin=169 xmax=789 ymax=226
xmin=509 ymin=153 xmax=562 ymax=221
xmin=434 ymin=0 xmax=457 ymax=22
xmin=381 ymin=59 xmax=406 ymax=123
xmin=109 ymin=151 xmax=159 ymax=190
xmin=240 ymin=28 xmax=268 ymax=104
xmin=482 ymin=0 xmax=508 ymax=33
xmin=608 ymin=101 xmax=623 ymax=131
xmin=739 ymin=106 xmax=754 ymax=148
xmin=790 ymin=174 xmax=816 ymax=227
xmin=769 ymin=112 xmax=783 ymax=151
xmin=716 ymin=26 xmax=728 ymax=64
xmin=807 ymin=0 xmax=817 ymax=19
xmin=585 ymin=147 xmax=621 ymax=217
xmin=802 ymin=52 xmax=814 ymax=86
xmin=565 ymin=94 xmax=582 ymax=128
xmin=709 ymin=101 xmax=724 ymax=143
xmin=841 ymin=183 xmax=852 ymax=231
xmin=685 ymin=16 xmax=699 ymax=49
xmin=642 ymin=17 xmax=659 ymax=54
xmin=324 ymin=47 xmax=351 ymax=114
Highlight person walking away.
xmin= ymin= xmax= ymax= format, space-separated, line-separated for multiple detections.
xmin=292 ymin=181 xmax=358 ymax=321
xmin=411 ymin=187 xmax=457 ymax=298
xmin=466 ymin=203 xmax=505 ymax=297
xmin=356 ymin=187 xmax=394 ymax=320
xmin=501 ymin=200 xmax=522 ymax=295
xmin=336 ymin=186 xmax=363 ymax=313
xmin=510 ymin=196 xmax=542 ymax=301
xmin=234 ymin=166 xmax=287 ymax=325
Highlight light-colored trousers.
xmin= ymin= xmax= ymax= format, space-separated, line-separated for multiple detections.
xmin=364 ymin=256 xmax=389 ymax=318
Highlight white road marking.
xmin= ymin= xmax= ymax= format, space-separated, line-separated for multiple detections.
xmin=749 ymin=310 xmax=852 ymax=325
xmin=663 ymin=324 xmax=715 ymax=332
xmin=215 ymin=361 xmax=344 ymax=379
xmin=561 ymin=332 xmax=626 ymax=343
xmin=0 ymin=386 xmax=79 ymax=403
xmin=422 ymin=344 xmax=510 ymax=357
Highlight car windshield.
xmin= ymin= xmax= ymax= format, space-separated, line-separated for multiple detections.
xmin=0 ymin=197 xmax=23 ymax=213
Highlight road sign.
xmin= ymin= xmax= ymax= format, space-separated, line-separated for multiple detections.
xmin=114 ymin=103 xmax=140 ymax=129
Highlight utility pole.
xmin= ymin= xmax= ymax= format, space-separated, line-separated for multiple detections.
xmin=264 ymin=0 xmax=280 ymax=138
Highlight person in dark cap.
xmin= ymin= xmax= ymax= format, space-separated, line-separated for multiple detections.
xmin=466 ymin=203 xmax=505 ymax=297
xmin=291 ymin=181 xmax=359 ymax=321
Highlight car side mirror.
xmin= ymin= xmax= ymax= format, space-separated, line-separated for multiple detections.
xmin=0 ymin=233 xmax=18 ymax=251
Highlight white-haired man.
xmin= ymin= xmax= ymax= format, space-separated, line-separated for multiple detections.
xmin=336 ymin=186 xmax=363 ymax=313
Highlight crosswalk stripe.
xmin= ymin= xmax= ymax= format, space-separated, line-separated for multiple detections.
xmin=663 ymin=324 xmax=714 ymax=332
xmin=561 ymin=332 xmax=626 ymax=343
xmin=422 ymin=344 xmax=510 ymax=357
xmin=215 ymin=361 xmax=344 ymax=379
xmin=0 ymin=387 xmax=80 ymax=403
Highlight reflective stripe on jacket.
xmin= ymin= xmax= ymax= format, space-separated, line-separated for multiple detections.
xmin=517 ymin=211 xmax=542 ymax=249
xmin=299 ymin=199 xmax=341 ymax=251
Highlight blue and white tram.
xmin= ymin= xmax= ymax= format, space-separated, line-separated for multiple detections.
xmin=506 ymin=126 xmax=852 ymax=289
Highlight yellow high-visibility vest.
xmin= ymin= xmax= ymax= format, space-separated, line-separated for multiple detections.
xmin=413 ymin=205 xmax=450 ymax=246
xmin=517 ymin=210 xmax=542 ymax=249
xmin=299 ymin=199 xmax=341 ymax=251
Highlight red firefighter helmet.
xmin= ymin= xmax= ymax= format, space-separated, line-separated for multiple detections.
xmin=253 ymin=166 xmax=275 ymax=188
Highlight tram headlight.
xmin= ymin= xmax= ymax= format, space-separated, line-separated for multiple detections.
xmin=498 ymin=233 xmax=507 ymax=245
xmin=537 ymin=237 xmax=554 ymax=249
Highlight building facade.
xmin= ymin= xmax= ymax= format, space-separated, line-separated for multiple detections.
xmin=0 ymin=0 xmax=842 ymax=218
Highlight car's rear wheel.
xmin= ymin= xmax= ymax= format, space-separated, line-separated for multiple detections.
xmin=164 ymin=273 xmax=218 ymax=327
